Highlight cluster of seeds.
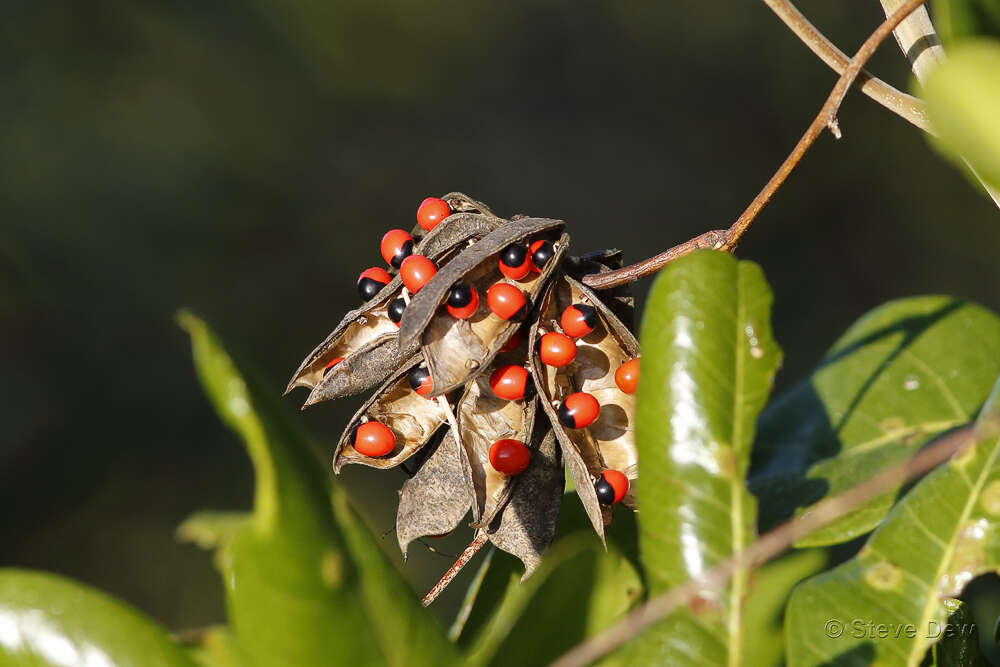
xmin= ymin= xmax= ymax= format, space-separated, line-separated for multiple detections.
xmin=287 ymin=193 xmax=640 ymax=574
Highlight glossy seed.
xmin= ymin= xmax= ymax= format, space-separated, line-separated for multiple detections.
xmin=323 ymin=357 xmax=346 ymax=375
xmin=595 ymin=469 xmax=629 ymax=504
xmin=557 ymin=392 xmax=600 ymax=429
xmin=352 ymin=421 xmax=396 ymax=457
xmin=615 ymin=358 xmax=640 ymax=394
xmin=560 ymin=304 xmax=598 ymax=338
xmin=539 ymin=332 xmax=577 ymax=367
xmin=416 ymin=197 xmax=452 ymax=231
xmin=530 ymin=239 xmax=555 ymax=271
xmin=408 ymin=366 xmax=434 ymax=397
xmin=487 ymin=283 xmax=528 ymax=321
xmin=489 ymin=365 xmax=530 ymax=400
xmin=400 ymin=255 xmax=437 ymax=294
xmin=499 ymin=243 xmax=531 ymax=280
xmin=446 ymin=283 xmax=479 ymax=319
xmin=387 ymin=297 xmax=407 ymax=326
xmin=380 ymin=229 xmax=414 ymax=268
xmin=357 ymin=267 xmax=391 ymax=300
xmin=488 ymin=439 xmax=531 ymax=476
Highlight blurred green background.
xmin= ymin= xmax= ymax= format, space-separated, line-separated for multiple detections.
xmin=3 ymin=0 xmax=999 ymax=636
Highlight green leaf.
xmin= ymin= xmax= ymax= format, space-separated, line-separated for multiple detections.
xmin=751 ymin=297 xmax=1000 ymax=546
xmin=462 ymin=503 xmax=642 ymax=667
xmin=785 ymin=376 xmax=1000 ymax=666
xmin=934 ymin=0 xmax=1000 ymax=45
xmin=631 ymin=250 xmax=782 ymax=664
xmin=922 ymin=41 xmax=1000 ymax=191
xmin=178 ymin=311 xmax=455 ymax=667
xmin=926 ymin=600 xmax=988 ymax=667
xmin=0 ymin=569 xmax=197 ymax=667
xmin=176 ymin=511 xmax=250 ymax=551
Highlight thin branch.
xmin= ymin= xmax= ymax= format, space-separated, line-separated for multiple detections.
xmin=423 ymin=532 xmax=489 ymax=607
xmin=549 ymin=423 xmax=977 ymax=667
xmin=877 ymin=0 xmax=1000 ymax=210
xmin=763 ymin=0 xmax=930 ymax=131
xmin=584 ymin=0 xmax=928 ymax=290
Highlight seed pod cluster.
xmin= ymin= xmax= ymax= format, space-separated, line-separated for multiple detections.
xmin=288 ymin=194 xmax=640 ymax=575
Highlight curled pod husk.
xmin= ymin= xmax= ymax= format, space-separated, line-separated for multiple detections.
xmin=398 ymin=217 xmax=569 ymax=396
xmin=395 ymin=430 xmax=473 ymax=557
xmin=485 ymin=422 xmax=564 ymax=577
xmin=529 ymin=275 xmax=640 ymax=541
xmin=333 ymin=355 xmax=450 ymax=472
xmin=286 ymin=209 xmax=505 ymax=403
xmin=455 ymin=375 xmax=539 ymax=528
xmin=564 ymin=248 xmax=635 ymax=330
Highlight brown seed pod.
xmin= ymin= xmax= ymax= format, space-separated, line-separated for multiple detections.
xmin=333 ymin=356 xmax=450 ymax=472
xmin=286 ymin=204 xmax=505 ymax=402
xmin=529 ymin=275 xmax=639 ymax=540
xmin=399 ymin=217 xmax=569 ymax=396
xmin=396 ymin=430 xmax=473 ymax=557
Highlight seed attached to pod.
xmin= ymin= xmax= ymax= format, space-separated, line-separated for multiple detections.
xmin=539 ymin=332 xmax=577 ymax=367
xmin=499 ymin=243 xmax=531 ymax=280
xmin=416 ymin=197 xmax=452 ymax=231
xmin=488 ymin=439 xmax=531 ymax=476
xmin=487 ymin=283 xmax=528 ymax=321
xmin=530 ymin=239 xmax=555 ymax=272
xmin=352 ymin=421 xmax=396 ymax=457
xmin=446 ymin=282 xmax=479 ymax=319
xmin=615 ymin=358 xmax=640 ymax=394
xmin=489 ymin=364 xmax=530 ymax=400
xmin=387 ymin=297 xmax=407 ymax=326
xmin=380 ymin=229 xmax=414 ymax=268
xmin=323 ymin=357 xmax=346 ymax=375
xmin=499 ymin=328 xmax=522 ymax=353
xmin=357 ymin=267 xmax=392 ymax=300
xmin=400 ymin=255 xmax=437 ymax=294
xmin=408 ymin=366 xmax=434 ymax=397
xmin=560 ymin=303 xmax=598 ymax=338
xmin=557 ymin=392 xmax=600 ymax=429
xmin=594 ymin=469 xmax=629 ymax=505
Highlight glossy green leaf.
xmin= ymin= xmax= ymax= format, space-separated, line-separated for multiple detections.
xmin=179 ymin=311 xmax=454 ymax=667
xmin=785 ymin=376 xmax=1000 ymax=666
xmin=632 ymin=250 xmax=782 ymax=664
xmin=934 ymin=0 xmax=1000 ymax=45
xmin=462 ymin=503 xmax=642 ymax=667
xmin=751 ymin=297 xmax=1000 ymax=546
xmin=926 ymin=600 xmax=988 ymax=666
xmin=922 ymin=41 xmax=1000 ymax=191
xmin=0 ymin=569 xmax=197 ymax=667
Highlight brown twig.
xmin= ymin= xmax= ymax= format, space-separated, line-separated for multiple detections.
xmin=763 ymin=0 xmax=930 ymax=132
xmin=549 ymin=422 xmax=976 ymax=667
xmin=422 ymin=531 xmax=489 ymax=607
xmin=583 ymin=0 xmax=928 ymax=291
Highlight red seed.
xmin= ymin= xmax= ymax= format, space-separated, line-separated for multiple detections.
xmin=539 ymin=332 xmax=576 ymax=367
xmin=557 ymin=392 xmax=600 ymax=429
xmin=486 ymin=283 xmax=527 ymax=321
xmin=323 ymin=357 xmax=345 ymax=376
xmin=408 ymin=366 xmax=434 ymax=397
xmin=498 ymin=243 xmax=532 ymax=280
xmin=529 ymin=239 xmax=555 ymax=272
xmin=353 ymin=421 xmax=395 ymax=457
xmin=400 ymin=255 xmax=437 ymax=294
xmin=357 ymin=267 xmax=392 ymax=300
xmin=380 ymin=229 xmax=414 ymax=268
xmin=601 ymin=469 xmax=629 ymax=504
xmin=489 ymin=365 xmax=529 ymax=400
xmin=499 ymin=329 xmax=522 ymax=353
xmin=560 ymin=304 xmax=598 ymax=338
xmin=446 ymin=284 xmax=479 ymax=319
xmin=488 ymin=439 xmax=531 ymax=476
xmin=416 ymin=197 xmax=452 ymax=231
xmin=615 ymin=358 xmax=640 ymax=394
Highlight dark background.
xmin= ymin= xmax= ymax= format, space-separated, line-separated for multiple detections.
xmin=4 ymin=0 xmax=1000 ymax=647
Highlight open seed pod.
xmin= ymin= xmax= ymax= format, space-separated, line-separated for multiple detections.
xmin=529 ymin=275 xmax=639 ymax=540
xmin=398 ymin=217 xmax=568 ymax=396
xmin=333 ymin=355 xmax=450 ymax=472
xmin=286 ymin=198 xmax=505 ymax=403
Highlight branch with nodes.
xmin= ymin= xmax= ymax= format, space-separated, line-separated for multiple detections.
xmin=550 ymin=421 xmax=978 ymax=667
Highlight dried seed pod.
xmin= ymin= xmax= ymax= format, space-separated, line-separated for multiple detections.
xmin=287 ymin=210 xmax=505 ymax=403
xmin=395 ymin=430 xmax=474 ymax=557
xmin=529 ymin=275 xmax=639 ymax=539
xmin=333 ymin=356 xmax=450 ymax=472
xmin=455 ymin=375 xmax=539 ymax=528
xmin=399 ymin=217 xmax=569 ymax=396
xmin=486 ymin=423 xmax=564 ymax=577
